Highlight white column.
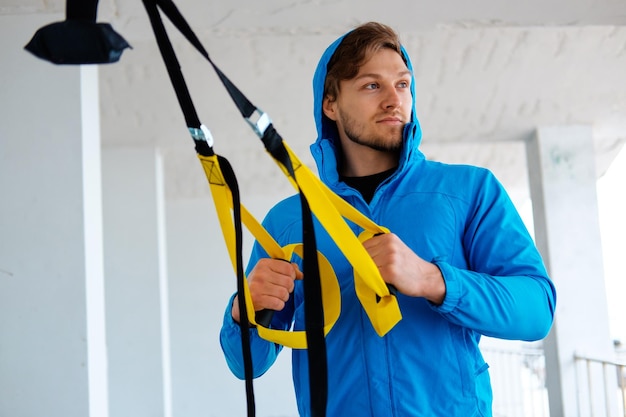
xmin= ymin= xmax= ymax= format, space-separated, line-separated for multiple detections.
xmin=102 ymin=148 xmax=170 ymax=417
xmin=527 ymin=126 xmax=617 ymax=417
xmin=0 ymin=14 xmax=108 ymax=417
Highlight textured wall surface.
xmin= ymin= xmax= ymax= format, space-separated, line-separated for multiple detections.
xmin=98 ymin=24 xmax=626 ymax=206
xmin=6 ymin=0 xmax=625 ymax=204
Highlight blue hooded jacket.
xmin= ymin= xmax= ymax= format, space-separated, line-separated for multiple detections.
xmin=220 ymin=28 xmax=556 ymax=417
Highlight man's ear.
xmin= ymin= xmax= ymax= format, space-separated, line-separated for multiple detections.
xmin=322 ymin=96 xmax=338 ymax=121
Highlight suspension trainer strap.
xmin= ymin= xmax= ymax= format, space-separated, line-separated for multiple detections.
xmin=142 ymin=0 xmax=341 ymax=346
xmin=142 ymin=1 xmax=328 ymax=415
xmin=143 ymin=0 xmax=404 ymax=338
xmin=142 ymin=1 xmax=256 ymax=416
xmin=217 ymin=155 xmax=256 ymax=417
xmin=146 ymin=0 xmax=403 ymax=337
xmin=151 ymin=0 xmax=401 ymax=337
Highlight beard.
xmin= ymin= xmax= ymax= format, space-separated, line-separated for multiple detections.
xmin=339 ymin=111 xmax=404 ymax=152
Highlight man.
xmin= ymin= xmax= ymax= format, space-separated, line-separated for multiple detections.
xmin=220 ymin=22 xmax=556 ymax=416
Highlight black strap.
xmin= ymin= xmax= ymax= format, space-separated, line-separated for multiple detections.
xmin=300 ymin=194 xmax=328 ymax=417
xmin=142 ymin=1 xmax=253 ymax=414
xmin=142 ymin=0 xmax=212 ymax=156
xmin=149 ymin=0 xmax=257 ymax=119
xmin=141 ymin=1 xmax=327 ymax=416
xmin=66 ymin=0 xmax=98 ymax=21
xmin=219 ymin=155 xmax=257 ymax=417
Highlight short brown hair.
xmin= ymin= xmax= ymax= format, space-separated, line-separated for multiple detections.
xmin=324 ymin=22 xmax=406 ymax=102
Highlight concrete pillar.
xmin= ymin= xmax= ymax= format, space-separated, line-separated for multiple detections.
xmin=102 ymin=148 xmax=171 ymax=417
xmin=0 ymin=14 xmax=108 ymax=417
xmin=527 ymin=126 xmax=617 ymax=417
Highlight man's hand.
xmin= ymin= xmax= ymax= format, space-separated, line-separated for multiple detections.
xmin=362 ymin=233 xmax=446 ymax=305
xmin=231 ymin=259 xmax=303 ymax=323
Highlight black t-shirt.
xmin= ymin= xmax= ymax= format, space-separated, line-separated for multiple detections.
xmin=340 ymin=167 xmax=397 ymax=204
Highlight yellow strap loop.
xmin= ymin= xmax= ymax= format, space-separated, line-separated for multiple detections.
xmin=355 ymin=229 xmax=402 ymax=335
xmin=245 ymin=244 xmax=341 ymax=349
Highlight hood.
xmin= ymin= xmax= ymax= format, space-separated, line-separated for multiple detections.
xmin=310 ymin=29 xmax=423 ymax=183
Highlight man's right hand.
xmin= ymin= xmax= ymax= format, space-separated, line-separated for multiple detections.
xmin=231 ymin=258 xmax=303 ymax=323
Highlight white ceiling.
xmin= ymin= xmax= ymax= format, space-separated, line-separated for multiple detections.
xmin=7 ymin=0 xmax=626 ymax=32
xmin=4 ymin=0 xmax=626 ymax=206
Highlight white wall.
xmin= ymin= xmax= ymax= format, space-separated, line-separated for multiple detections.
xmin=0 ymin=13 xmax=108 ymax=417
xmin=102 ymin=148 xmax=168 ymax=417
xmin=165 ymin=196 xmax=297 ymax=417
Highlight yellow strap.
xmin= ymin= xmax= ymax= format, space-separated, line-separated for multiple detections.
xmin=197 ymin=141 xmax=402 ymax=341
xmin=245 ymin=244 xmax=340 ymax=349
xmin=198 ymin=154 xmax=341 ymax=348
xmin=277 ymin=143 xmax=402 ymax=336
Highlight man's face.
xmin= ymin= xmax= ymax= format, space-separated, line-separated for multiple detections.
xmin=323 ymin=48 xmax=413 ymax=152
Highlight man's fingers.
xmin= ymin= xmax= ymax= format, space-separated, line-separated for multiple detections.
xmin=292 ymin=262 xmax=304 ymax=280
xmin=256 ymin=279 xmax=291 ymax=301
xmin=257 ymin=290 xmax=289 ymax=311
xmin=267 ymin=259 xmax=302 ymax=282
xmin=248 ymin=258 xmax=301 ymax=311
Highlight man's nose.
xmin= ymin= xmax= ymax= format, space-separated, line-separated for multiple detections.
xmin=382 ymin=85 xmax=402 ymax=109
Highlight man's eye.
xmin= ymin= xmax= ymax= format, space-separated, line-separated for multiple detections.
xmin=398 ymin=81 xmax=409 ymax=88
xmin=364 ymin=83 xmax=378 ymax=90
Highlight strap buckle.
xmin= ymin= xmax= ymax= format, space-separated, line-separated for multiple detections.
xmin=189 ymin=124 xmax=214 ymax=147
xmin=246 ymin=109 xmax=271 ymax=138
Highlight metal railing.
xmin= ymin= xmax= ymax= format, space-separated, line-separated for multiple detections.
xmin=574 ymin=351 xmax=626 ymax=417
xmin=482 ymin=343 xmax=626 ymax=417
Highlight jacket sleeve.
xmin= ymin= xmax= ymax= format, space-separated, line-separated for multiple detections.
xmin=219 ymin=293 xmax=282 ymax=379
xmin=219 ymin=239 xmax=296 ymax=379
xmin=430 ymin=169 xmax=557 ymax=341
